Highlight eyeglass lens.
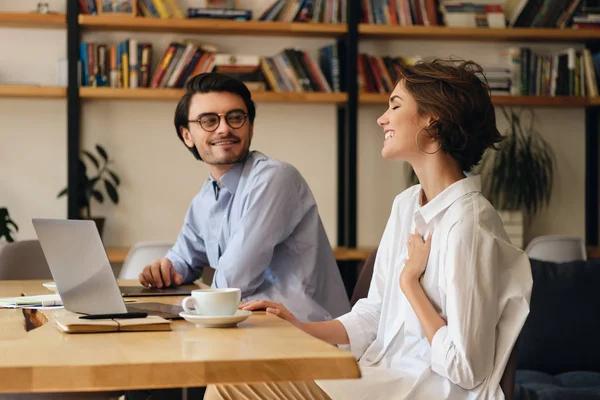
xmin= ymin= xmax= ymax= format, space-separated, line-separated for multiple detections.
xmin=200 ymin=111 xmax=246 ymax=131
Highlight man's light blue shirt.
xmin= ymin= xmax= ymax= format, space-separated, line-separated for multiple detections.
xmin=167 ymin=151 xmax=350 ymax=322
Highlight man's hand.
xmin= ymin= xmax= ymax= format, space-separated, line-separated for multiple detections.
xmin=139 ymin=258 xmax=184 ymax=288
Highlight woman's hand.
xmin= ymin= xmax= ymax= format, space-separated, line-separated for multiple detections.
xmin=400 ymin=231 xmax=432 ymax=287
xmin=240 ymin=300 xmax=302 ymax=328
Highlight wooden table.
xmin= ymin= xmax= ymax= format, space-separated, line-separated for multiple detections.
xmin=0 ymin=280 xmax=360 ymax=394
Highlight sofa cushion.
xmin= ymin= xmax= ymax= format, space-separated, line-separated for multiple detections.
xmin=517 ymin=259 xmax=600 ymax=374
xmin=515 ymin=370 xmax=600 ymax=400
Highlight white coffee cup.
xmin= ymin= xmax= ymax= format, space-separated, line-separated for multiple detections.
xmin=181 ymin=288 xmax=241 ymax=316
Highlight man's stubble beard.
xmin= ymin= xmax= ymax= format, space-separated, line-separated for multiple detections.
xmin=205 ymin=141 xmax=252 ymax=166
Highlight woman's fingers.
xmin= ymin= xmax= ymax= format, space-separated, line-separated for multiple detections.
xmin=240 ymin=300 xmax=281 ymax=311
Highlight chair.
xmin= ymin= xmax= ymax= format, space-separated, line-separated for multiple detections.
xmin=0 ymin=240 xmax=53 ymax=280
xmin=118 ymin=241 xmax=173 ymax=279
xmin=350 ymin=247 xmax=517 ymax=400
xmin=525 ymin=235 xmax=587 ymax=263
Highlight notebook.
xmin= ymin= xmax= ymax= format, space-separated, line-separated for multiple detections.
xmin=54 ymin=313 xmax=171 ymax=334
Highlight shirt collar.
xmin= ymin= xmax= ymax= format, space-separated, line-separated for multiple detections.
xmin=207 ymin=154 xmax=251 ymax=195
xmin=416 ymin=175 xmax=482 ymax=224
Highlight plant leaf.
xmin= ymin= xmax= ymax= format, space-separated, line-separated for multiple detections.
xmin=92 ymin=190 xmax=104 ymax=203
xmin=104 ymin=180 xmax=119 ymax=204
xmin=7 ymin=220 xmax=18 ymax=232
xmin=107 ymin=169 xmax=121 ymax=186
xmin=57 ymin=187 xmax=68 ymax=198
xmin=96 ymin=144 xmax=108 ymax=161
xmin=84 ymin=178 xmax=99 ymax=203
xmin=83 ymin=150 xmax=100 ymax=169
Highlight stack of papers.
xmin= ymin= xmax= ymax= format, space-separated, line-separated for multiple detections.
xmin=0 ymin=294 xmax=63 ymax=309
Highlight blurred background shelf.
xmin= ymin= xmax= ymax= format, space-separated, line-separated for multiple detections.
xmin=359 ymin=93 xmax=593 ymax=107
xmin=106 ymin=246 xmax=375 ymax=264
xmin=0 ymin=85 xmax=66 ymax=98
xmin=0 ymin=12 xmax=65 ymax=29
xmin=79 ymin=15 xmax=347 ymax=37
xmin=358 ymin=25 xmax=600 ymax=43
xmin=80 ymin=88 xmax=348 ymax=103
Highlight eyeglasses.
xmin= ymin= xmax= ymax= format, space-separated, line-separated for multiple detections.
xmin=188 ymin=110 xmax=248 ymax=132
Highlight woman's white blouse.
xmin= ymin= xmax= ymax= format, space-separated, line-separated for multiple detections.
xmin=316 ymin=176 xmax=533 ymax=399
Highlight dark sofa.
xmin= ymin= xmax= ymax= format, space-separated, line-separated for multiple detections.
xmin=350 ymin=251 xmax=600 ymax=399
xmin=514 ymin=258 xmax=600 ymax=400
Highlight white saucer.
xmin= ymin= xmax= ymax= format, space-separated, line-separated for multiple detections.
xmin=179 ymin=309 xmax=251 ymax=328
xmin=42 ymin=282 xmax=58 ymax=292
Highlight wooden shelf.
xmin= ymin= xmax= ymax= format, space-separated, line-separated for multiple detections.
xmin=360 ymin=93 xmax=592 ymax=107
xmin=0 ymin=85 xmax=66 ymax=98
xmin=106 ymin=246 xmax=375 ymax=264
xmin=80 ymin=87 xmax=347 ymax=103
xmin=0 ymin=12 xmax=65 ymax=29
xmin=359 ymin=24 xmax=600 ymax=43
xmin=492 ymin=95 xmax=590 ymax=106
xmin=79 ymin=15 xmax=346 ymax=37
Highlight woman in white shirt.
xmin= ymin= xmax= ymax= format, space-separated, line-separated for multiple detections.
xmin=205 ymin=58 xmax=533 ymax=400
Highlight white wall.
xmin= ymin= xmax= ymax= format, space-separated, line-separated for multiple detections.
xmin=0 ymin=0 xmax=587 ymax=249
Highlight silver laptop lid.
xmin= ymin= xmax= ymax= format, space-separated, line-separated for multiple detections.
xmin=32 ymin=218 xmax=127 ymax=315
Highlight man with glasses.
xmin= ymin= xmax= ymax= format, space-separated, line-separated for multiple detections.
xmin=138 ymin=72 xmax=350 ymax=323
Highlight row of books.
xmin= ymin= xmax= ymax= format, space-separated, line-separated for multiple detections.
xmin=79 ymin=0 xmax=184 ymax=17
xmin=505 ymin=0 xmax=582 ymax=28
xmin=261 ymin=48 xmax=336 ymax=92
xmin=362 ymin=0 xmax=585 ymax=28
xmin=501 ymin=47 xmax=600 ymax=97
xmin=77 ymin=0 xmax=590 ymax=29
xmin=79 ymin=41 xmax=217 ymax=88
xmin=79 ymin=40 xmax=341 ymax=93
xmin=361 ymin=0 xmax=439 ymax=25
xmin=440 ymin=1 xmax=506 ymax=28
xmin=260 ymin=0 xmax=347 ymax=24
xmin=357 ymin=49 xmax=600 ymax=99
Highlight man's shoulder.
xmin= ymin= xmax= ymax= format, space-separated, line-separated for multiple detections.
xmin=246 ymin=151 xmax=302 ymax=181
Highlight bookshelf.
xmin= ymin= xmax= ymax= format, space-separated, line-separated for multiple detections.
xmin=79 ymin=15 xmax=347 ymax=37
xmin=359 ymin=24 xmax=600 ymax=43
xmin=0 ymin=12 xmax=65 ymax=29
xmin=0 ymin=85 xmax=66 ymax=98
xmin=64 ymin=2 xmax=600 ymax=254
xmin=0 ymin=1 xmax=588 ymax=265
xmin=105 ymin=246 xmax=376 ymax=264
xmin=79 ymin=87 xmax=348 ymax=103
xmin=359 ymin=93 xmax=593 ymax=107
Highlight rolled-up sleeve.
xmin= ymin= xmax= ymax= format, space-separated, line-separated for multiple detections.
xmin=335 ymin=196 xmax=401 ymax=360
xmin=430 ymin=204 xmax=498 ymax=390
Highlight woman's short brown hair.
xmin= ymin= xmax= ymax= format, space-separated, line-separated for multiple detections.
xmin=396 ymin=58 xmax=502 ymax=172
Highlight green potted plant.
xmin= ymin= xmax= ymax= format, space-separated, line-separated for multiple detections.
xmin=480 ymin=107 xmax=555 ymax=214
xmin=478 ymin=107 xmax=555 ymax=248
xmin=0 ymin=207 xmax=18 ymax=242
xmin=57 ymin=144 xmax=121 ymax=238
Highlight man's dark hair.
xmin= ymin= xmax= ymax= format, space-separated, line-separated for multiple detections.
xmin=174 ymin=73 xmax=257 ymax=160
xmin=396 ymin=58 xmax=503 ymax=172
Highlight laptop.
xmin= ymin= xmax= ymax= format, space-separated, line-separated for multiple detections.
xmin=32 ymin=218 xmax=184 ymax=319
